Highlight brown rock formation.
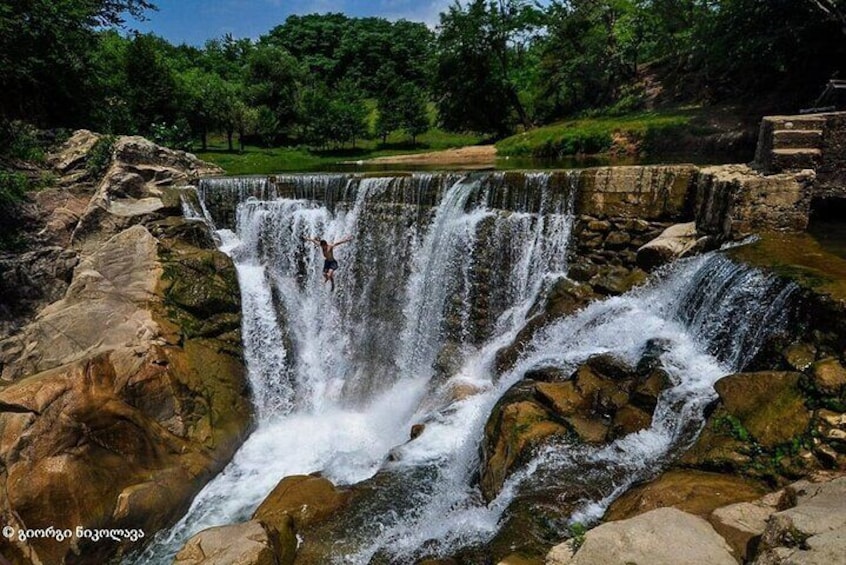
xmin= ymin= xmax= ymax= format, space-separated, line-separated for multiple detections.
xmin=0 ymin=131 xmax=249 ymax=564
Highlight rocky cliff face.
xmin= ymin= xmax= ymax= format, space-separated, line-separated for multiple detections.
xmin=0 ymin=131 xmax=251 ymax=564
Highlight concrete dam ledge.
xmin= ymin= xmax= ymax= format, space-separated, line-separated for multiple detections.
xmin=199 ymin=164 xmax=808 ymax=242
xmin=199 ymin=111 xmax=846 ymax=241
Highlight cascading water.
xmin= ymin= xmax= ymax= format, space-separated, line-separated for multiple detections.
xmin=137 ymin=172 xmax=796 ymax=564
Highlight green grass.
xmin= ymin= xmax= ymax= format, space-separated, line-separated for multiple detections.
xmin=495 ymin=111 xmax=697 ymax=158
xmin=197 ymin=128 xmax=484 ymax=175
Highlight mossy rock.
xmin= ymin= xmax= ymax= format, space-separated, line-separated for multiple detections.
xmin=715 ymin=372 xmax=811 ymax=449
xmin=604 ymin=469 xmax=768 ymax=522
xmin=480 ymin=396 xmax=570 ymax=501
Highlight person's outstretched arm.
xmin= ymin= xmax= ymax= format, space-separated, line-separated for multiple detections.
xmin=332 ymin=235 xmax=354 ymax=247
xmin=302 ymin=236 xmax=320 ymax=246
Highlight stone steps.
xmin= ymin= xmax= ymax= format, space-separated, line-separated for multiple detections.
xmin=772 ymin=129 xmax=824 ymax=150
xmin=770 ymin=148 xmax=822 ymax=171
xmin=767 ymin=116 xmax=828 ymax=131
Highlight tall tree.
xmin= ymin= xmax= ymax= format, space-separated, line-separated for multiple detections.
xmin=0 ymin=0 xmax=155 ymax=126
xmin=180 ymin=69 xmax=236 ymax=150
xmin=435 ymin=0 xmax=538 ymax=135
xmin=246 ymin=45 xmax=302 ymax=136
xmin=124 ymin=33 xmax=180 ymax=133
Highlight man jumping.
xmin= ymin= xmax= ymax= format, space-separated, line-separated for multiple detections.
xmin=303 ymin=235 xmax=353 ymax=291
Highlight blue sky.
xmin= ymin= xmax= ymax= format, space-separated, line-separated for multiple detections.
xmin=129 ymin=0 xmax=457 ymax=45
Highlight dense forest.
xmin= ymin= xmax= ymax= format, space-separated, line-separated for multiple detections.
xmin=2 ymin=0 xmax=846 ymax=154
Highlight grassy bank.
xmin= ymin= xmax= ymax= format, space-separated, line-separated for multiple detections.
xmin=495 ymin=110 xmax=702 ymax=158
xmin=197 ymin=128 xmax=484 ymax=175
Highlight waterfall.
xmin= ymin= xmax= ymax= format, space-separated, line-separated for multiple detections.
xmin=136 ymin=173 xmax=795 ymax=564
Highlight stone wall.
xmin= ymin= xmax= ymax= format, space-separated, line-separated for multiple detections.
xmin=817 ymin=112 xmax=846 ymax=199
xmin=695 ymin=165 xmax=816 ymax=238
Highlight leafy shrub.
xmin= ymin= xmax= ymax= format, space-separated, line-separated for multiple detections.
xmin=150 ymin=120 xmax=193 ymax=151
xmin=568 ymin=522 xmax=587 ymax=551
xmin=0 ymin=170 xmax=30 ymax=250
xmin=86 ymin=135 xmax=116 ymax=178
xmin=0 ymin=170 xmax=28 ymax=205
xmin=2 ymin=121 xmax=45 ymax=162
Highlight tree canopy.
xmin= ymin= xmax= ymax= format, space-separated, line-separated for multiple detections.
xmin=2 ymin=0 xmax=845 ymax=151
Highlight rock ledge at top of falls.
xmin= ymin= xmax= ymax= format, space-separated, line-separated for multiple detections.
xmin=0 ymin=130 xmax=248 ymax=565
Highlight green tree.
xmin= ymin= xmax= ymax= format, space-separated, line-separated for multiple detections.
xmin=180 ymin=68 xmax=236 ymax=150
xmin=230 ymin=101 xmax=259 ymax=152
xmin=374 ymin=67 xmax=404 ymax=144
xmin=124 ymin=33 xmax=180 ymax=133
xmin=88 ymin=30 xmax=135 ymax=133
xmin=399 ymin=87 xmax=430 ymax=144
xmin=246 ymin=45 xmax=302 ymax=137
xmin=0 ymin=0 xmax=155 ymax=127
xmin=435 ymin=0 xmax=539 ymax=135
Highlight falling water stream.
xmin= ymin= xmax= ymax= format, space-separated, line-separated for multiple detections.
xmin=143 ymin=173 xmax=795 ymax=563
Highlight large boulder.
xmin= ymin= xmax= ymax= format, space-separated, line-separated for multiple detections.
xmin=252 ymin=475 xmax=350 ymax=534
xmin=755 ymin=475 xmax=846 ymax=564
xmin=636 ymin=222 xmax=707 ymax=270
xmin=709 ymin=491 xmax=786 ymax=562
xmin=0 ymin=131 xmax=247 ymax=564
xmin=546 ymin=507 xmax=737 ymax=565
xmin=604 ymin=469 xmax=768 ymax=522
xmin=174 ymin=475 xmax=349 ymax=565
xmin=681 ymin=371 xmax=815 ymax=481
xmin=173 ymin=520 xmax=281 ymax=565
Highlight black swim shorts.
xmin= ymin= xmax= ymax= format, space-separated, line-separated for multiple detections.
xmin=323 ymin=259 xmax=339 ymax=273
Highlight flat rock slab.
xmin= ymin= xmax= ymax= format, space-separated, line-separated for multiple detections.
xmin=547 ymin=507 xmax=737 ymax=565
xmin=174 ymin=520 xmax=276 ymax=565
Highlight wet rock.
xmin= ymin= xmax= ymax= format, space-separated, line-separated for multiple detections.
xmin=629 ymin=369 xmax=670 ymax=412
xmin=567 ymin=260 xmax=597 ymax=283
xmin=433 ymin=341 xmax=465 ymax=382
xmin=782 ymin=342 xmax=817 ymax=372
xmin=810 ymin=357 xmax=846 ymax=396
xmin=482 ymin=353 xmax=672 ymax=500
xmin=682 ymin=372 xmax=818 ymax=483
xmin=603 ymin=231 xmax=631 ymax=249
xmin=253 ymin=475 xmax=350 ymax=533
xmin=589 ymin=265 xmax=647 ymax=296
xmin=605 ymin=470 xmax=768 ymax=522
xmin=480 ymin=394 xmax=570 ymax=500
xmin=410 ymin=424 xmax=426 ymax=440
xmin=636 ymin=222 xmax=701 ymax=270
xmin=173 ymin=520 xmax=282 ymax=565
xmin=586 ymin=219 xmax=611 ymax=232
xmin=547 ymin=507 xmax=737 ymax=565
xmin=715 ymin=372 xmax=811 ymax=449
